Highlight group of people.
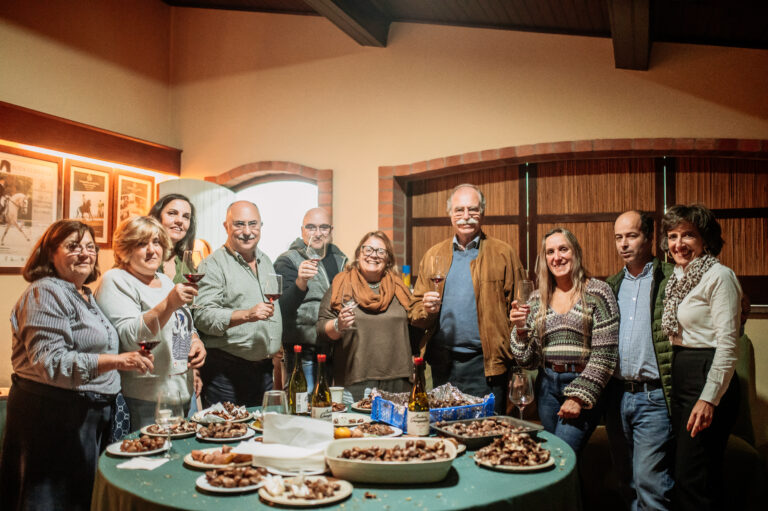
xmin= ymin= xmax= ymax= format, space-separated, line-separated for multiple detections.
xmin=0 ymin=183 xmax=744 ymax=511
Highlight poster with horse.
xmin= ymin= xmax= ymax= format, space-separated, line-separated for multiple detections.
xmin=64 ymin=162 xmax=111 ymax=246
xmin=0 ymin=146 xmax=62 ymax=272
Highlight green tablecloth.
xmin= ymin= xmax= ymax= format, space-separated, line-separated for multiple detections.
xmin=93 ymin=426 xmax=580 ymax=511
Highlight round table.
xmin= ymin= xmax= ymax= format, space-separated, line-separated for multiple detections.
xmin=92 ymin=425 xmax=580 ymax=510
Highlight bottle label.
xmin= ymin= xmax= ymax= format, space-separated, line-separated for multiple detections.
xmin=295 ymin=392 xmax=308 ymax=414
xmin=407 ymin=411 xmax=430 ymax=436
xmin=311 ymin=406 xmax=332 ymax=421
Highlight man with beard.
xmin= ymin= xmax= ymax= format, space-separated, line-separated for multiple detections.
xmin=274 ymin=208 xmax=347 ymax=390
xmin=409 ymin=184 xmax=524 ymax=414
xmin=193 ymin=201 xmax=282 ymax=407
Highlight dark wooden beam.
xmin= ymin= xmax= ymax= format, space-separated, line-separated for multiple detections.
xmin=304 ymin=0 xmax=390 ymax=47
xmin=606 ymin=0 xmax=651 ymax=70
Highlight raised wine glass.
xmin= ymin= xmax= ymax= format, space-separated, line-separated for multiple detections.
xmin=305 ymin=235 xmax=327 ymax=264
xmin=181 ymin=250 xmax=204 ymax=309
xmin=136 ymin=315 xmax=161 ymax=378
xmin=430 ymin=255 xmax=446 ymax=298
xmin=509 ymin=370 xmax=535 ymax=420
xmin=515 ymin=279 xmax=535 ymax=334
xmin=264 ymin=274 xmax=283 ymax=304
xmin=341 ymin=292 xmax=358 ymax=331
xmin=155 ymin=386 xmax=184 ymax=459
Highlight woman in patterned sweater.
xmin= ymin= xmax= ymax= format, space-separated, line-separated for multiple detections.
xmin=510 ymin=227 xmax=619 ymax=453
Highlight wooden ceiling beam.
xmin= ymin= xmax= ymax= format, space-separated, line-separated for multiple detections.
xmin=304 ymin=0 xmax=390 ymax=47
xmin=606 ymin=0 xmax=651 ymax=70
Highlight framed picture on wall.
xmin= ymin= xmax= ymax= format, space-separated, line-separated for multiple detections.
xmin=0 ymin=145 xmax=62 ymax=273
xmin=64 ymin=161 xmax=112 ymax=246
xmin=114 ymin=171 xmax=155 ymax=229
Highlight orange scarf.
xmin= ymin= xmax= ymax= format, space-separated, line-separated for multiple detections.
xmin=330 ymin=268 xmax=412 ymax=313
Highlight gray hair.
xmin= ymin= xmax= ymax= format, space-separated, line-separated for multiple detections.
xmin=446 ymin=183 xmax=486 ymax=214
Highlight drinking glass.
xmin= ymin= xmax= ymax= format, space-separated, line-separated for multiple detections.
xmin=262 ymin=390 xmax=289 ymax=415
xmin=305 ymin=235 xmax=327 ymax=263
xmin=136 ymin=315 xmax=161 ymax=378
xmin=341 ymin=292 xmax=358 ymax=331
xmin=509 ymin=370 xmax=535 ymax=420
xmin=264 ymin=274 xmax=283 ymax=304
xmin=430 ymin=255 xmax=446 ymax=298
xmin=181 ymin=250 xmax=204 ymax=309
xmin=155 ymin=386 xmax=184 ymax=459
xmin=515 ymin=279 xmax=535 ymax=333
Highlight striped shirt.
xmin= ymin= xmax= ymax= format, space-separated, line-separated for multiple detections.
xmin=510 ymin=278 xmax=619 ymax=408
xmin=10 ymin=276 xmax=120 ymax=394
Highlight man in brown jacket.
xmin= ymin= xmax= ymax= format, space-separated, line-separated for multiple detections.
xmin=409 ymin=184 xmax=524 ymax=414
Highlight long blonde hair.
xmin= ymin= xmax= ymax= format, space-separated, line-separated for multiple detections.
xmin=533 ymin=228 xmax=591 ymax=339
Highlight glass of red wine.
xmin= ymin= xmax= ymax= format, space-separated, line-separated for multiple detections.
xmin=305 ymin=235 xmax=327 ymax=263
xmin=182 ymin=250 xmax=204 ymax=309
xmin=430 ymin=255 xmax=446 ymax=299
xmin=136 ymin=315 xmax=161 ymax=378
xmin=264 ymin=274 xmax=283 ymax=304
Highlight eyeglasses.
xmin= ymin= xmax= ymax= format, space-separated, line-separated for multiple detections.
xmin=361 ymin=245 xmax=387 ymax=258
xmin=232 ymin=220 xmax=263 ymax=231
xmin=304 ymin=224 xmax=332 ymax=233
xmin=451 ymin=206 xmax=482 ymax=217
xmin=64 ymin=242 xmax=98 ymax=255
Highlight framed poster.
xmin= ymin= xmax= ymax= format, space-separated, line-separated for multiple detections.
xmin=64 ymin=161 xmax=112 ymax=246
xmin=114 ymin=171 xmax=155 ymax=228
xmin=0 ymin=145 xmax=62 ymax=273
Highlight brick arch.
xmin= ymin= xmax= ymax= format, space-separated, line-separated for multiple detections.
xmin=378 ymin=137 xmax=768 ymax=264
xmin=206 ymin=160 xmax=333 ymax=217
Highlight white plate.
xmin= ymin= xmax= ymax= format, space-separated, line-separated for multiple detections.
xmin=258 ymin=477 xmax=353 ymax=507
xmin=195 ymin=474 xmax=264 ymax=494
xmin=456 ymin=444 xmax=467 ymax=455
xmin=183 ymin=447 xmax=253 ymax=470
xmin=192 ymin=411 xmax=252 ymax=423
xmin=350 ymin=403 xmax=371 ymax=414
xmin=332 ymin=413 xmax=371 ymax=427
xmin=473 ymin=454 xmax=555 ymax=472
xmin=105 ymin=440 xmax=169 ymax=457
xmin=249 ymin=419 xmax=263 ymax=432
xmin=140 ymin=423 xmax=196 ymax=438
xmin=196 ymin=428 xmax=255 ymax=443
xmin=264 ymin=466 xmax=327 ymax=477
xmin=351 ymin=424 xmax=402 ymax=437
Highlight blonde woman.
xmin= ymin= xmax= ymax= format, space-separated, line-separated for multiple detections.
xmin=95 ymin=216 xmax=206 ymax=428
xmin=509 ymin=227 xmax=619 ymax=453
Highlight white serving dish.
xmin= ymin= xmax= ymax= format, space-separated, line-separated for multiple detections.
xmin=325 ymin=437 xmax=456 ymax=484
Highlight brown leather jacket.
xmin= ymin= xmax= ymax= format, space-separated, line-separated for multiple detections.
xmin=408 ymin=232 xmax=525 ymax=377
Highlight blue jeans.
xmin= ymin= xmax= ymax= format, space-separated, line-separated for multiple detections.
xmin=200 ymin=348 xmax=274 ymax=408
xmin=537 ymin=367 xmax=605 ymax=454
xmin=605 ymin=379 xmax=674 ymax=511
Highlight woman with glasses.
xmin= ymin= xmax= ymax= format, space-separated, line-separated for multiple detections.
xmin=0 ymin=220 xmax=153 ymax=511
xmin=316 ymin=231 xmax=413 ymax=400
xmin=95 ymin=216 xmax=206 ymax=428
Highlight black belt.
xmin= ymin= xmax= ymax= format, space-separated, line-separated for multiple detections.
xmin=545 ymin=362 xmax=586 ymax=373
xmin=620 ymin=379 xmax=661 ymax=393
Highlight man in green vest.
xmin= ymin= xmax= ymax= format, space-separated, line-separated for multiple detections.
xmin=605 ymin=210 xmax=675 ymax=510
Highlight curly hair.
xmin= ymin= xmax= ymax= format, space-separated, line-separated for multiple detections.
xmin=347 ymin=231 xmax=398 ymax=276
xmin=112 ymin=216 xmax=172 ymax=269
xmin=660 ymin=204 xmax=724 ymax=256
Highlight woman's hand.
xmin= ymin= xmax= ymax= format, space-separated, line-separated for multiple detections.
xmin=116 ymin=351 xmax=154 ymax=374
xmin=687 ymin=399 xmax=715 ymax=438
xmin=509 ymin=300 xmax=530 ymax=329
xmin=422 ymin=291 xmax=442 ymax=314
xmin=337 ymin=306 xmax=356 ymax=331
xmin=187 ymin=337 xmax=207 ymax=369
xmin=557 ymin=397 xmax=583 ymax=419
xmin=167 ymin=282 xmax=198 ymax=310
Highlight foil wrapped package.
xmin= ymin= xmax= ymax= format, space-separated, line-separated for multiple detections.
xmin=370 ymin=383 xmax=494 ymax=430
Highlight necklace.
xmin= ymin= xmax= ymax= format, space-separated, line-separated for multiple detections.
xmin=368 ymin=281 xmax=381 ymax=289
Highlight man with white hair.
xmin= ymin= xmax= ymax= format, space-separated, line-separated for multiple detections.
xmin=409 ymin=184 xmax=524 ymax=413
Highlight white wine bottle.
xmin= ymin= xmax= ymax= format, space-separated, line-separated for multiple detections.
xmin=311 ymin=354 xmax=332 ymax=421
xmin=407 ymin=357 xmax=430 ymax=436
xmin=288 ymin=345 xmax=308 ymax=414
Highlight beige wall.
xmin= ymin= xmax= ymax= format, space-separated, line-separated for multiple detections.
xmin=0 ymin=6 xmax=766 ymax=449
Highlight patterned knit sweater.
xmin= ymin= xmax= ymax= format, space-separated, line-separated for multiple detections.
xmin=510 ymin=278 xmax=619 ymax=408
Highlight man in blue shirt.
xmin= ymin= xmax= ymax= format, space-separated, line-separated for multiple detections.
xmin=605 ymin=210 xmax=675 ymax=510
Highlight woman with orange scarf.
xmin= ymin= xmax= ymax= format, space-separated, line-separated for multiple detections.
xmin=316 ymin=231 xmax=414 ymax=400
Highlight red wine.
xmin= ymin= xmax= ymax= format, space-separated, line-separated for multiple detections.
xmin=265 ymin=293 xmax=281 ymax=303
xmin=139 ymin=340 xmax=160 ymax=352
xmin=184 ymin=273 xmax=205 ymax=283
xmin=430 ymin=276 xmax=445 ymax=286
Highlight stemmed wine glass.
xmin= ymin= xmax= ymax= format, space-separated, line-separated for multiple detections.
xmin=430 ymin=255 xmax=446 ymax=298
xmin=341 ymin=292 xmax=358 ymax=331
xmin=305 ymin=235 xmax=327 ymax=264
xmin=509 ymin=370 xmax=535 ymax=420
xmin=181 ymin=250 xmax=204 ymax=309
xmin=264 ymin=274 xmax=283 ymax=304
xmin=155 ymin=386 xmax=184 ymax=459
xmin=515 ymin=280 xmax=535 ymax=334
xmin=136 ymin=315 xmax=161 ymax=378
